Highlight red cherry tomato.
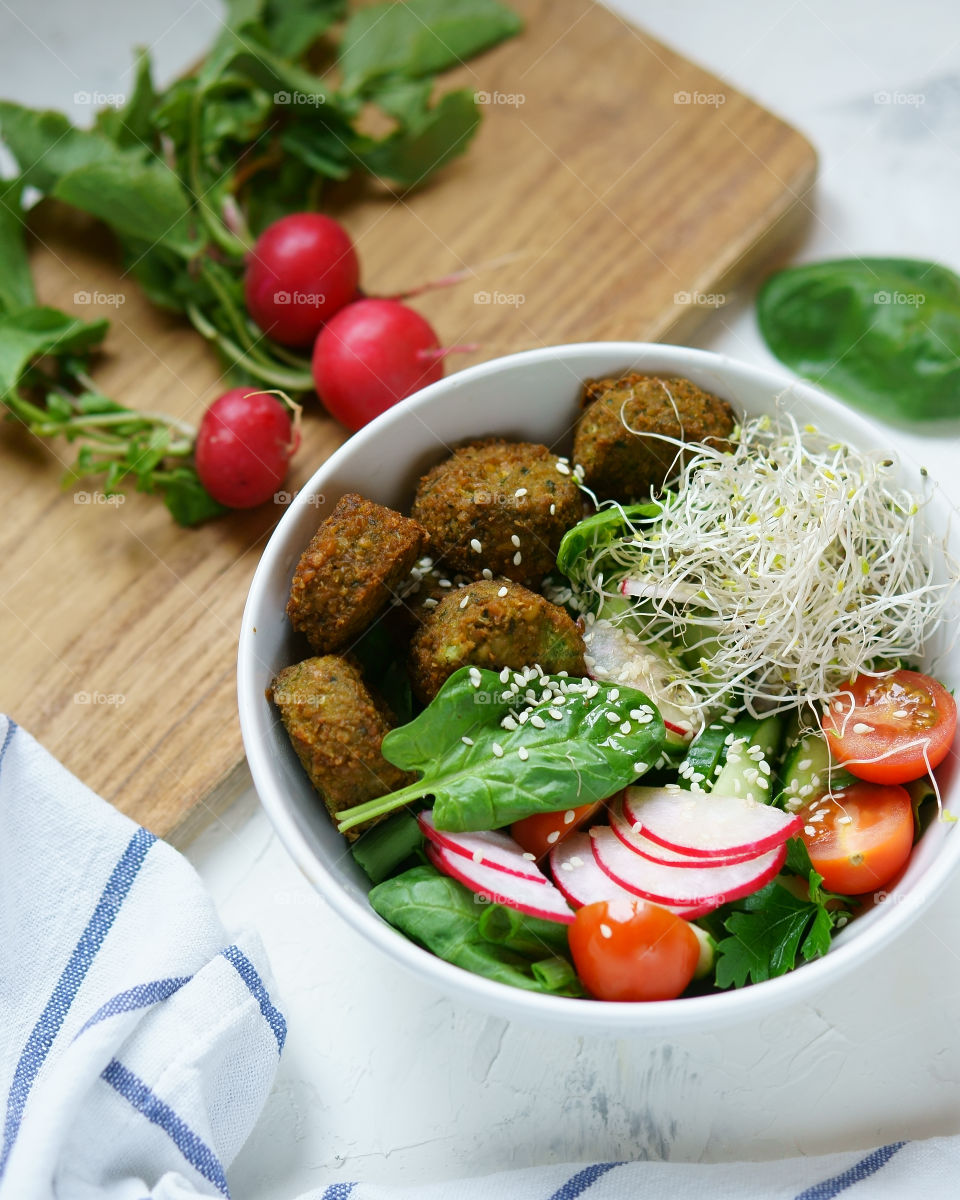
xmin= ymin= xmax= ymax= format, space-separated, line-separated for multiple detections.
xmin=244 ymin=213 xmax=359 ymax=347
xmin=511 ymin=801 xmax=602 ymax=860
xmin=823 ymin=669 xmax=956 ymax=784
xmin=195 ymin=389 xmax=298 ymax=508
xmin=568 ymin=897 xmax=700 ymax=1002
xmin=311 ymin=298 xmax=442 ymax=431
xmin=797 ymin=781 xmax=914 ymax=895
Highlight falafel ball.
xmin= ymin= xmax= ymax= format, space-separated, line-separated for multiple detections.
xmin=411 ymin=439 xmax=583 ymax=587
xmin=268 ymin=655 xmax=410 ymax=840
xmin=573 ymin=374 xmax=735 ymax=501
xmin=408 ymin=577 xmax=587 ymax=703
xmin=287 ymin=493 xmax=429 ymax=653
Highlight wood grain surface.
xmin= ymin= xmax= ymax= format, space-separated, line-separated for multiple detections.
xmin=0 ymin=0 xmax=816 ymax=845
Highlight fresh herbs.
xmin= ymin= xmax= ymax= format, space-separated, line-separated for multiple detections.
xmin=757 ymin=257 xmax=960 ymax=425
xmin=712 ymin=838 xmax=854 ymax=988
xmin=0 ymin=0 xmax=521 ymax=518
xmin=336 ymin=665 xmax=665 ymax=834
xmin=555 ymin=500 xmax=662 ymax=581
xmin=369 ymin=864 xmax=583 ymax=996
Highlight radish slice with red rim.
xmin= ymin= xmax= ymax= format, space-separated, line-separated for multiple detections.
xmin=590 ymin=826 xmax=785 ymax=911
xmin=609 ymin=796 xmax=759 ymax=867
xmin=417 ymin=811 xmax=545 ymax=883
xmin=623 ymin=785 xmax=802 ymax=859
xmin=426 ymin=843 xmax=574 ymax=924
xmin=550 ymin=833 xmax=708 ymax=918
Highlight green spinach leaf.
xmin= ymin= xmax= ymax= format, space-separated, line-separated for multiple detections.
xmin=360 ymin=88 xmax=480 ymax=187
xmin=758 ymin=258 xmax=960 ymax=424
xmin=337 ymin=666 xmax=665 ymax=834
xmin=556 ymin=501 xmax=663 ymax=580
xmin=369 ymin=864 xmax=584 ymax=996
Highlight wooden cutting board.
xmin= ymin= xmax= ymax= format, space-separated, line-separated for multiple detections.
xmin=0 ymin=0 xmax=816 ymax=846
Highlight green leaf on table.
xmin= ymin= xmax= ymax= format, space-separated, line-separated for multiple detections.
xmin=338 ymin=666 xmax=665 ymax=833
xmin=53 ymin=159 xmax=198 ymax=257
xmin=360 ymin=88 xmax=480 ymax=186
xmin=263 ymin=0 xmax=346 ymax=57
xmin=95 ymin=49 xmax=158 ymax=149
xmin=0 ymin=307 xmax=108 ymax=404
xmin=340 ymin=0 xmax=522 ymax=93
xmin=157 ymin=465 xmax=227 ymax=527
xmin=0 ymin=103 xmax=118 ymax=190
xmin=757 ymin=257 xmax=960 ymax=424
xmin=369 ymin=864 xmax=584 ymax=996
xmin=0 ymin=178 xmax=36 ymax=314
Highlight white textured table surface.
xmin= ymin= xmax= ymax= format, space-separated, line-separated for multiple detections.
xmin=4 ymin=1 xmax=960 ymax=1192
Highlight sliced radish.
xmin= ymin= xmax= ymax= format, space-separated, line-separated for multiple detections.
xmin=623 ymin=786 xmax=802 ymax=859
xmin=426 ymin=843 xmax=574 ymax=924
xmin=609 ymin=797 xmax=758 ymax=867
xmin=550 ymin=833 xmax=709 ymax=918
xmin=591 ymin=827 xmax=785 ymax=911
xmin=417 ymin=811 xmax=545 ymax=884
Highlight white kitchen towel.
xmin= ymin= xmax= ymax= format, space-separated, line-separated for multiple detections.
xmin=0 ymin=712 xmax=954 ymax=1200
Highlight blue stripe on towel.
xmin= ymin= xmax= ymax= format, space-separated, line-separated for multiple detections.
xmin=796 ymin=1141 xmax=907 ymax=1200
xmin=320 ymin=1185 xmax=357 ymax=1200
xmin=548 ymin=1162 xmax=623 ymax=1199
xmin=0 ymin=825 xmax=156 ymax=1176
xmin=221 ymin=944 xmax=287 ymax=1053
xmin=101 ymin=1059 xmax=230 ymax=1197
xmin=75 ymin=977 xmax=192 ymax=1038
xmin=0 ymin=717 xmax=18 ymax=781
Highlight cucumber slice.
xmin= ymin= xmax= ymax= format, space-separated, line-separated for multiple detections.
xmin=776 ymin=729 xmax=856 ymax=812
xmin=691 ymin=924 xmax=716 ymax=980
xmin=676 ymin=721 xmax=731 ymax=791
xmin=712 ymin=714 xmax=783 ymax=804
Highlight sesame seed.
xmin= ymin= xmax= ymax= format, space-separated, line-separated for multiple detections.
xmin=804 ymin=825 xmax=816 ymax=836
xmin=893 ymin=709 xmax=908 ymax=719
xmin=852 ymin=722 xmax=873 ymax=734
xmin=423 ymin=597 xmax=439 ymax=608
xmin=470 ymin=538 xmax=482 ymax=553
xmin=511 ymin=534 xmax=521 ymax=547
xmin=797 ymin=759 xmax=812 ymax=770
xmin=570 ymin=855 xmax=583 ymax=867
xmin=518 ymin=747 xmax=529 ymax=761
xmin=515 ymin=488 xmax=527 ymax=497
xmin=608 ymin=688 xmax=620 ymax=701
xmin=531 ymin=714 xmax=546 ymax=729
xmin=461 ymin=736 xmax=474 ymax=746
xmin=499 ymin=667 xmax=510 ymax=683
xmin=563 ymin=810 xmax=576 ymax=824
xmin=633 ymin=762 xmax=648 ymax=773
xmin=469 ymin=666 xmax=482 ymax=684
xmin=600 ymin=923 xmax=612 ymax=939
xmin=837 ymin=815 xmax=853 ymax=825
xmin=460 ymin=596 xmax=470 ymax=609
xmin=513 ymin=551 xmax=522 ymax=565
xmin=556 ymin=461 xmax=571 ymax=475
xmin=561 ymin=861 xmax=573 ymax=872
xmin=629 ymin=709 xmax=642 ymax=720
xmin=438 ymin=578 xmax=451 ymax=588
xmin=522 ymin=851 xmax=536 ymax=861
xmin=550 ymin=503 xmax=556 ymax=515
xmin=548 ymin=708 xmax=563 ymax=720
xmin=473 ymin=851 xmax=483 ymax=863
xmin=620 ymin=722 xmax=632 ymax=735
xmin=547 ymin=831 xmax=560 ymax=844
xmin=605 ymin=712 xmax=620 ymax=723
xmin=482 ymin=568 xmax=493 ymax=580
xmin=497 ymin=586 xmax=508 ymax=597
xmin=501 ymin=716 xmax=518 ymax=731
xmin=491 ymin=742 xmax=504 ymax=757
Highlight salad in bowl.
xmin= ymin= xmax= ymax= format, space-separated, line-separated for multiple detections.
xmin=238 ymin=344 xmax=959 ymax=1027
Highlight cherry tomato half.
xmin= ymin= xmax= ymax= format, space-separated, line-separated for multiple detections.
xmin=511 ymin=801 xmax=602 ymax=860
xmin=797 ymin=781 xmax=914 ymax=895
xmin=822 ymin=669 xmax=956 ymax=785
xmin=568 ymin=897 xmax=700 ymax=1002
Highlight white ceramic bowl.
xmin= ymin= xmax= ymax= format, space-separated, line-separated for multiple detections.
xmin=238 ymin=342 xmax=959 ymax=1031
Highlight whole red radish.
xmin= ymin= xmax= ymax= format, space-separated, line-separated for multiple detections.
xmin=195 ymin=389 xmax=299 ymax=509
xmin=311 ymin=297 xmax=443 ymax=431
xmin=245 ymin=213 xmax=359 ymax=347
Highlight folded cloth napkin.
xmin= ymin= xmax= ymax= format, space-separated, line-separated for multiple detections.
xmin=0 ymin=713 xmax=954 ymax=1200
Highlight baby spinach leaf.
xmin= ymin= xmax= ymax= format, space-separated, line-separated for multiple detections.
xmin=757 ymin=258 xmax=960 ymax=424
xmin=556 ymin=501 xmax=663 ymax=580
xmin=360 ymin=89 xmax=480 ymax=187
xmin=340 ymin=0 xmax=523 ymax=93
xmin=369 ymin=865 xmax=584 ymax=996
xmin=337 ymin=666 xmax=665 ymax=834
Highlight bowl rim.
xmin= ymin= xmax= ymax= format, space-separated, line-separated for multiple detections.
xmin=238 ymin=340 xmax=959 ymax=1031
